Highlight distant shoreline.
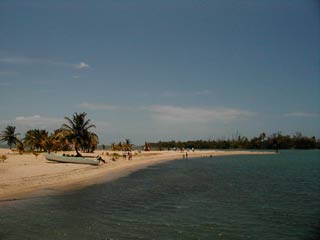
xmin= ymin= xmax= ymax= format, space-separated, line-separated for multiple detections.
xmin=0 ymin=148 xmax=274 ymax=202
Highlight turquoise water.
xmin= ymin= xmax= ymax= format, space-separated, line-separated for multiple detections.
xmin=0 ymin=150 xmax=319 ymax=239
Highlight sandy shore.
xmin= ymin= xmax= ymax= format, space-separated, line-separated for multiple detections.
xmin=0 ymin=148 xmax=273 ymax=201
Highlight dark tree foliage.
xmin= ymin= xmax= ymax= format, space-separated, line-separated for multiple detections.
xmin=61 ymin=112 xmax=98 ymax=156
xmin=0 ymin=125 xmax=20 ymax=149
xmin=24 ymin=129 xmax=48 ymax=151
xmin=148 ymin=132 xmax=319 ymax=150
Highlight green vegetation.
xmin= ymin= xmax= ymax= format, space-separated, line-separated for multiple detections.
xmin=148 ymin=132 xmax=320 ymax=150
xmin=1 ymin=115 xmax=319 ymax=154
xmin=112 ymin=152 xmax=121 ymax=158
xmin=24 ymin=129 xmax=48 ymax=151
xmin=60 ymin=112 xmax=99 ymax=156
xmin=0 ymin=112 xmax=99 ymax=156
xmin=110 ymin=139 xmax=133 ymax=151
xmin=0 ymin=125 xmax=20 ymax=149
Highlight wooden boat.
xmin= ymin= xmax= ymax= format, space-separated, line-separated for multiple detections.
xmin=45 ymin=153 xmax=100 ymax=166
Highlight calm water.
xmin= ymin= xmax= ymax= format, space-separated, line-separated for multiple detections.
xmin=0 ymin=150 xmax=319 ymax=240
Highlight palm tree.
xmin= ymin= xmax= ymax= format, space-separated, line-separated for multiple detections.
xmin=61 ymin=112 xmax=96 ymax=157
xmin=51 ymin=129 xmax=72 ymax=151
xmin=124 ymin=138 xmax=133 ymax=151
xmin=118 ymin=141 xmax=123 ymax=151
xmin=82 ymin=132 xmax=99 ymax=153
xmin=16 ymin=139 xmax=24 ymax=154
xmin=41 ymin=135 xmax=55 ymax=153
xmin=24 ymin=129 xmax=48 ymax=151
xmin=0 ymin=125 xmax=20 ymax=149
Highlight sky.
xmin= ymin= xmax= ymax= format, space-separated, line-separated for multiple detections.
xmin=0 ymin=0 xmax=319 ymax=144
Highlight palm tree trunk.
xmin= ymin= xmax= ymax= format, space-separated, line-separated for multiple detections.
xmin=75 ymin=147 xmax=82 ymax=157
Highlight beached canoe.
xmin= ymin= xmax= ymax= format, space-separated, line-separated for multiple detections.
xmin=45 ymin=154 xmax=100 ymax=166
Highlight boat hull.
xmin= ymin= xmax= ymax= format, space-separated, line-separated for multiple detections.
xmin=45 ymin=154 xmax=100 ymax=166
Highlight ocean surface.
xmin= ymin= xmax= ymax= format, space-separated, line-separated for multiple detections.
xmin=0 ymin=150 xmax=319 ymax=240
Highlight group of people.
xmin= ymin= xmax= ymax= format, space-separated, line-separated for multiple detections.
xmin=122 ymin=151 xmax=133 ymax=160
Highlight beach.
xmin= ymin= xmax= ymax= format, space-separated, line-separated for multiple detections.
xmin=0 ymin=148 xmax=273 ymax=200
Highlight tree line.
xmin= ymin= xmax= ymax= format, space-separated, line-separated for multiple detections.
xmin=1 ymin=113 xmax=319 ymax=154
xmin=0 ymin=112 xmax=99 ymax=157
xmin=109 ymin=139 xmax=133 ymax=151
xmin=148 ymin=132 xmax=320 ymax=150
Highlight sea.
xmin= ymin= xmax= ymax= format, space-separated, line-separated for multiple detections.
xmin=0 ymin=150 xmax=319 ymax=240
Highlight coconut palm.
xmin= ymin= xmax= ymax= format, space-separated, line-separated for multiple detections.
xmin=24 ymin=129 xmax=48 ymax=151
xmin=16 ymin=139 xmax=24 ymax=154
xmin=50 ymin=129 xmax=72 ymax=151
xmin=118 ymin=141 xmax=123 ymax=150
xmin=61 ymin=112 xmax=96 ymax=157
xmin=82 ymin=132 xmax=99 ymax=153
xmin=124 ymin=138 xmax=133 ymax=151
xmin=0 ymin=125 xmax=20 ymax=149
xmin=41 ymin=135 xmax=55 ymax=153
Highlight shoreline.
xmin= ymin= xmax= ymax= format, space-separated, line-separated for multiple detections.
xmin=0 ymin=149 xmax=274 ymax=202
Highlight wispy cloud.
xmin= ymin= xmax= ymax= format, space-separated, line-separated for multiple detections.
xmin=74 ymin=62 xmax=89 ymax=69
xmin=15 ymin=115 xmax=63 ymax=125
xmin=0 ymin=56 xmax=35 ymax=64
xmin=78 ymin=102 xmax=118 ymax=110
xmin=0 ymin=56 xmax=90 ymax=70
xmin=0 ymin=115 xmax=63 ymax=131
xmin=146 ymin=105 xmax=254 ymax=123
xmin=284 ymin=112 xmax=319 ymax=117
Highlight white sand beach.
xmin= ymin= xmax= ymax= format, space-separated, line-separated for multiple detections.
xmin=0 ymin=148 xmax=273 ymax=200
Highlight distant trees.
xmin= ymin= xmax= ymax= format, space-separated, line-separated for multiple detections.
xmin=148 ymin=132 xmax=320 ymax=150
xmin=110 ymin=139 xmax=134 ymax=151
xmin=1 ymin=120 xmax=319 ymax=153
xmin=293 ymin=133 xmax=317 ymax=149
xmin=124 ymin=138 xmax=133 ymax=151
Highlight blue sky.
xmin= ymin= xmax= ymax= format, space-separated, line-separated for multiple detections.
xmin=0 ymin=0 xmax=319 ymax=144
